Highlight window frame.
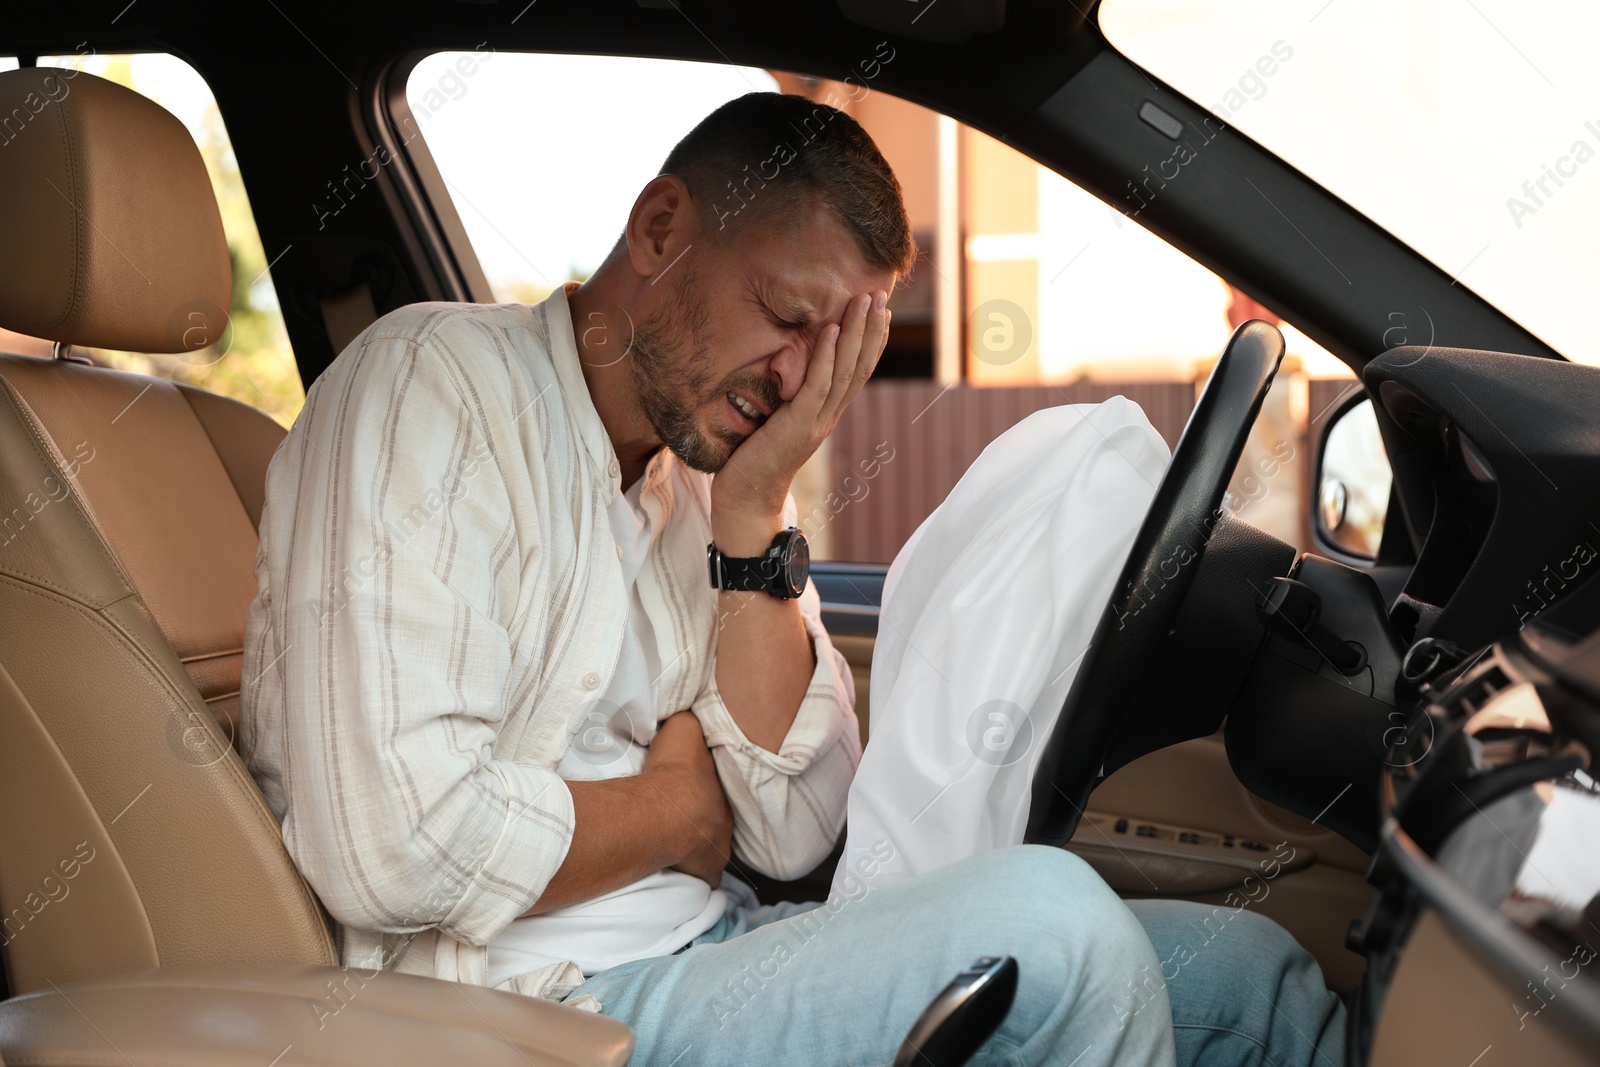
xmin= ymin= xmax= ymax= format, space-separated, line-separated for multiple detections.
xmin=371 ymin=49 xmax=496 ymax=305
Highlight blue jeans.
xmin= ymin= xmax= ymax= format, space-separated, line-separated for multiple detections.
xmin=568 ymin=846 xmax=1346 ymax=1066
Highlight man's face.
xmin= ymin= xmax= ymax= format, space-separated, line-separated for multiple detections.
xmin=628 ymin=206 xmax=898 ymax=473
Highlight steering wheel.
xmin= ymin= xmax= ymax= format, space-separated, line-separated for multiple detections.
xmin=1026 ymin=319 xmax=1285 ymax=846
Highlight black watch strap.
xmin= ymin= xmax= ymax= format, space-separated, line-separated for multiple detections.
xmin=707 ymin=550 xmax=781 ymax=593
xmin=707 ymin=528 xmax=807 ymax=600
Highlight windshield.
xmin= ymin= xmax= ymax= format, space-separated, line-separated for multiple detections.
xmin=1101 ymin=0 xmax=1600 ymax=366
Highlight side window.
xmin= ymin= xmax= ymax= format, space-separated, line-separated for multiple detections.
xmin=0 ymin=52 xmax=304 ymax=428
xmin=405 ymin=52 xmax=778 ymax=304
xmin=411 ymin=52 xmax=1352 ymax=561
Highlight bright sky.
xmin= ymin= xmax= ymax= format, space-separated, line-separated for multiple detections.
xmin=407 ymin=52 xmax=777 ymax=294
xmin=1102 ymin=0 xmax=1600 ymax=366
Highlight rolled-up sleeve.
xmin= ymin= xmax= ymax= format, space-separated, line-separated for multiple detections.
xmin=262 ymin=322 xmax=574 ymax=948
xmin=691 ymin=559 xmax=862 ymax=882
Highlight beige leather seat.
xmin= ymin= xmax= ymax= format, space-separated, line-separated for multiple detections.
xmin=0 ymin=63 xmax=334 ymax=993
xmin=0 ymin=67 xmax=630 ymax=1065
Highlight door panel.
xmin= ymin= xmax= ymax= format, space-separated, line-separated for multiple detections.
xmin=1073 ymin=737 xmax=1372 ymax=991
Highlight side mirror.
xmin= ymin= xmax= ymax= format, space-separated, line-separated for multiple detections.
xmin=1314 ymin=393 xmax=1393 ymax=560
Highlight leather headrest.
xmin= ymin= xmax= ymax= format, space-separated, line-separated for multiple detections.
xmin=0 ymin=67 xmax=232 ymax=354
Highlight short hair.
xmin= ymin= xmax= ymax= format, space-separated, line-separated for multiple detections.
xmin=658 ymin=92 xmax=915 ymax=278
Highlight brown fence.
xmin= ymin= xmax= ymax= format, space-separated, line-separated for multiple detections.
xmin=823 ymin=381 xmax=1198 ymax=563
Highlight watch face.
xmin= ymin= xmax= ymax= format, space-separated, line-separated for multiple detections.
xmin=783 ymin=530 xmax=810 ymax=598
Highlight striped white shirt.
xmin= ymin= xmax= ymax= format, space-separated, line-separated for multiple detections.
xmin=240 ymin=284 xmax=861 ymax=1004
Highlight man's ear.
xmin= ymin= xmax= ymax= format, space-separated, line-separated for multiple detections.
xmin=624 ymin=174 xmax=697 ymax=282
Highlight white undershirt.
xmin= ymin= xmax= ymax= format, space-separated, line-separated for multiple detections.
xmin=485 ymin=473 xmax=742 ymax=986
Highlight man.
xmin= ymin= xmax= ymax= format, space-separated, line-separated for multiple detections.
xmin=242 ymin=92 xmax=1343 ymax=1065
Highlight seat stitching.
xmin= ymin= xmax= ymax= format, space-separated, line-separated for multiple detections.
xmin=179 ymin=646 xmax=245 ymax=664
xmin=39 ymin=73 xmax=83 ymax=333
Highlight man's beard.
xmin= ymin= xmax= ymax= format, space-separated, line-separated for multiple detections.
xmin=629 ymin=263 xmax=782 ymax=474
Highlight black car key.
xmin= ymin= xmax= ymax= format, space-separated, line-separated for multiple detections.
xmin=892 ymin=955 xmax=1019 ymax=1067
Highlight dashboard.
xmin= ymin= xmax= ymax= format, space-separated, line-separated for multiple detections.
xmin=1217 ymin=344 xmax=1600 ymax=850
xmin=1364 ymin=345 xmax=1600 ymax=654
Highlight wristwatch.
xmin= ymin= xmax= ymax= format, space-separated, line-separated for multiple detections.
xmin=707 ymin=527 xmax=810 ymax=600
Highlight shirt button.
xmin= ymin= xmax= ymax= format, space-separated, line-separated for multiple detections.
xmin=607 ymin=458 xmax=620 ymax=479
xmin=615 ymin=545 xmax=623 ymax=560
xmin=581 ymin=671 xmax=601 ymax=690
